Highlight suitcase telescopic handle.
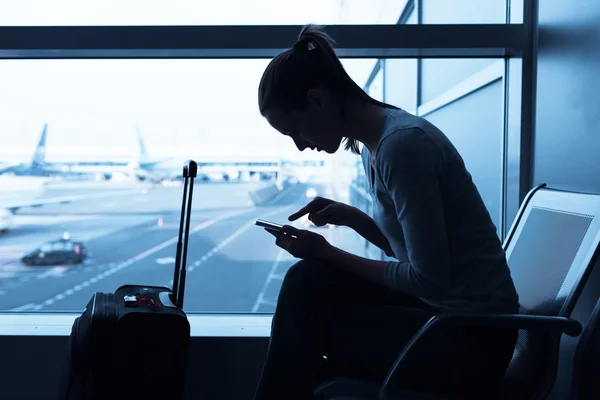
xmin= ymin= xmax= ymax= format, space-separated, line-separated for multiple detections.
xmin=184 ymin=160 xmax=198 ymax=179
xmin=172 ymin=160 xmax=197 ymax=308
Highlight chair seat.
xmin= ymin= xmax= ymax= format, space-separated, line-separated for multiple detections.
xmin=315 ymin=378 xmax=380 ymax=400
xmin=315 ymin=378 xmax=458 ymax=400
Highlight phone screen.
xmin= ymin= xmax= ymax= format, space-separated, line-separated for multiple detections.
xmin=255 ymin=219 xmax=284 ymax=231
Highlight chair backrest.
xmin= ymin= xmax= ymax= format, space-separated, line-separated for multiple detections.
xmin=571 ymin=295 xmax=600 ymax=400
xmin=500 ymin=184 xmax=600 ymax=399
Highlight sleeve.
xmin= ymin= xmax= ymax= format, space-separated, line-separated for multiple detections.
xmin=376 ymin=128 xmax=451 ymax=300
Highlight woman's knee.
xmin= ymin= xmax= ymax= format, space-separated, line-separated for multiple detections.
xmin=284 ymin=259 xmax=321 ymax=280
xmin=281 ymin=260 xmax=319 ymax=292
xmin=279 ymin=259 xmax=330 ymax=299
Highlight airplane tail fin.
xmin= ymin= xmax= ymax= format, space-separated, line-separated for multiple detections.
xmin=31 ymin=123 xmax=47 ymax=170
xmin=136 ymin=126 xmax=150 ymax=160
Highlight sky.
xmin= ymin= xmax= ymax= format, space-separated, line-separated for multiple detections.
xmin=0 ymin=0 xmax=407 ymax=162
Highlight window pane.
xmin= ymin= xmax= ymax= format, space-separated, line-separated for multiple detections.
xmin=385 ymin=59 xmax=418 ymax=114
xmin=0 ymin=0 xmax=408 ymax=26
xmin=422 ymin=80 xmax=505 ymax=233
xmin=384 ymin=57 xmax=506 ymax=235
xmin=420 ymin=0 xmax=507 ymax=24
xmin=366 ymin=64 xmax=384 ymax=102
xmin=419 ymin=58 xmax=498 ymax=105
xmin=0 ymin=58 xmax=375 ymax=313
xmin=0 ymin=56 xmax=514 ymax=314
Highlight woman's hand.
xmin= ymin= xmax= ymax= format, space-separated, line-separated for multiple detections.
xmin=288 ymin=196 xmax=394 ymax=257
xmin=289 ymin=196 xmax=360 ymax=228
xmin=265 ymin=225 xmax=333 ymax=260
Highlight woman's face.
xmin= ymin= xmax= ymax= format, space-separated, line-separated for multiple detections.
xmin=263 ymin=89 xmax=346 ymax=154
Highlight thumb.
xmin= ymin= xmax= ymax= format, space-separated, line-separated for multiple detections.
xmin=264 ymin=228 xmax=281 ymax=238
xmin=282 ymin=225 xmax=301 ymax=237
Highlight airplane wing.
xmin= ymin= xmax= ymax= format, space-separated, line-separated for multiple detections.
xmin=0 ymin=161 xmax=24 ymax=173
xmin=2 ymin=189 xmax=145 ymax=212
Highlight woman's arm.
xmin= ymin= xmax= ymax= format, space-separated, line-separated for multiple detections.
xmin=348 ymin=206 xmax=394 ymax=257
xmin=321 ymin=128 xmax=452 ymax=300
xmin=374 ymin=128 xmax=451 ymax=298
xmin=321 ymin=245 xmax=388 ymax=286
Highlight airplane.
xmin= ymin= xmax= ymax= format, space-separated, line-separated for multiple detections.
xmin=0 ymin=125 xmax=151 ymax=233
xmin=0 ymin=173 xmax=148 ymax=233
xmin=132 ymin=129 xmax=282 ymax=183
xmin=0 ymin=123 xmax=49 ymax=176
xmin=0 ymin=123 xmax=140 ymax=181
xmin=0 ymin=123 xmax=306 ymax=185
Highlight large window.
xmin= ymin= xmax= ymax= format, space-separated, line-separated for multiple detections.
xmin=0 ymin=50 xmax=522 ymax=315
xmin=0 ymin=53 xmax=516 ymax=314
xmin=0 ymin=58 xmax=376 ymax=314
xmin=0 ymin=0 xmax=530 ymax=331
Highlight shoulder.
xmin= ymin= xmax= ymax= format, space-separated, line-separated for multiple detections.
xmin=375 ymin=127 xmax=446 ymax=171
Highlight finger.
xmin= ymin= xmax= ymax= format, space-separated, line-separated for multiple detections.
xmin=287 ymin=241 xmax=298 ymax=258
xmin=282 ymin=225 xmax=302 ymax=237
xmin=308 ymin=212 xmax=327 ymax=227
xmin=316 ymin=204 xmax=334 ymax=216
xmin=275 ymin=235 xmax=289 ymax=249
xmin=314 ymin=205 xmax=335 ymax=221
xmin=288 ymin=204 xmax=313 ymax=221
xmin=311 ymin=206 xmax=336 ymax=227
xmin=264 ymin=228 xmax=281 ymax=238
xmin=288 ymin=197 xmax=326 ymax=221
xmin=276 ymin=238 xmax=295 ymax=256
xmin=321 ymin=204 xmax=348 ymax=225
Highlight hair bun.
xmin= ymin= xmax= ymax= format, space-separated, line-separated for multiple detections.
xmin=293 ymin=38 xmax=316 ymax=52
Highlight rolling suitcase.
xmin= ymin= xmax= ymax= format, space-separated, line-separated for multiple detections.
xmin=59 ymin=160 xmax=198 ymax=400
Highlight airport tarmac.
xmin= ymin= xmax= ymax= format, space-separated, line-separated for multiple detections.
xmin=0 ymin=180 xmax=367 ymax=314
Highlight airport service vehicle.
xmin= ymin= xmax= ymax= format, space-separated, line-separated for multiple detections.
xmin=21 ymin=237 xmax=87 ymax=266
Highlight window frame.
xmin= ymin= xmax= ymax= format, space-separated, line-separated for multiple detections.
xmin=0 ymin=24 xmax=524 ymax=59
xmin=0 ymin=0 xmax=536 ymax=337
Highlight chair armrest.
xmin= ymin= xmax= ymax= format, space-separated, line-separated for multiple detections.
xmin=314 ymin=378 xmax=380 ymax=400
xmin=430 ymin=313 xmax=582 ymax=337
xmin=380 ymin=313 xmax=582 ymax=397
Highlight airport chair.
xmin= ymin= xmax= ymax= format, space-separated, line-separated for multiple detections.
xmin=570 ymin=291 xmax=600 ymax=400
xmin=315 ymin=184 xmax=600 ymax=400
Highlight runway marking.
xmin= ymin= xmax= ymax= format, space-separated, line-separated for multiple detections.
xmin=10 ymin=303 xmax=36 ymax=312
xmin=10 ymin=183 xmax=305 ymax=312
xmin=156 ymin=257 xmax=176 ymax=265
xmin=270 ymin=273 xmax=284 ymax=281
xmin=167 ymin=206 xmax=295 ymax=287
xmin=251 ymin=248 xmax=285 ymax=313
xmin=249 ymin=185 xmax=312 ymax=313
xmin=36 ymin=267 xmax=68 ymax=279
xmin=10 ymin=208 xmax=254 ymax=312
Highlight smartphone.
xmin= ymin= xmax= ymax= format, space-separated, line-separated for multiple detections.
xmin=256 ymin=219 xmax=284 ymax=232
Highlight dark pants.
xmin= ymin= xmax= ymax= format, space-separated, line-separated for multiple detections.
xmin=253 ymin=260 xmax=517 ymax=400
